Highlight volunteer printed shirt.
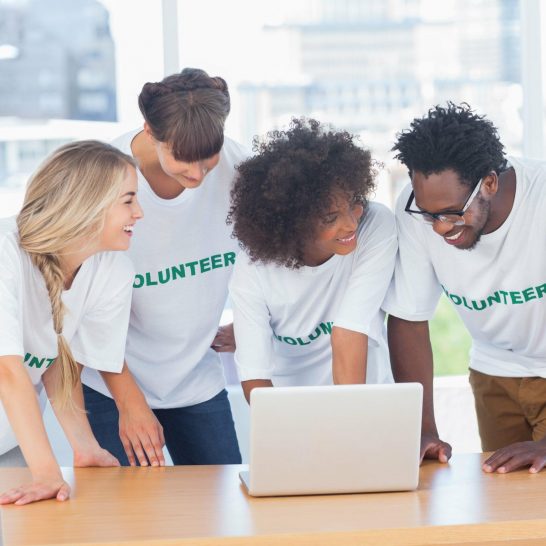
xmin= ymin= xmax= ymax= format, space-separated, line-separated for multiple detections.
xmin=0 ymin=217 xmax=133 ymax=454
xmin=383 ymin=157 xmax=546 ymax=378
xmin=230 ymin=202 xmax=397 ymax=386
xmin=82 ymin=129 xmax=249 ymax=408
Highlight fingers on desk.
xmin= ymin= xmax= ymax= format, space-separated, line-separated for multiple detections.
xmin=483 ymin=441 xmax=546 ymax=474
xmin=0 ymin=480 xmax=70 ymax=506
xmin=420 ymin=435 xmax=452 ymax=465
xmin=122 ymin=429 xmax=166 ymax=468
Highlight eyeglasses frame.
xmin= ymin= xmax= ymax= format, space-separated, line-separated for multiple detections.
xmin=404 ymin=176 xmax=486 ymax=225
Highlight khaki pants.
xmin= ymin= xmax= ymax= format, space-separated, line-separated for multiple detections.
xmin=469 ymin=368 xmax=546 ymax=451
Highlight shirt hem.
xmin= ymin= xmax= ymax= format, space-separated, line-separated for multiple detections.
xmin=72 ymin=350 xmax=123 ymax=374
xmin=382 ymin=306 xmax=436 ymax=322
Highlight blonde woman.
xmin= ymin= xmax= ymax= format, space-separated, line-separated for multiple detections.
xmin=0 ymin=140 xmax=143 ymax=505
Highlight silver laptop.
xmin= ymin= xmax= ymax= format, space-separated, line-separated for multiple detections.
xmin=239 ymin=383 xmax=422 ymax=496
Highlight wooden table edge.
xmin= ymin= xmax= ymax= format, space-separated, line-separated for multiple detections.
xmin=17 ymin=518 xmax=546 ymax=546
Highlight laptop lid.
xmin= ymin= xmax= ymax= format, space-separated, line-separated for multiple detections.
xmin=240 ymin=383 xmax=422 ymax=496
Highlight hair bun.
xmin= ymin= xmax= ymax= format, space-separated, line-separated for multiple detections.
xmin=210 ymin=76 xmax=228 ymax=93
xmin=140 ymin=81 xmax=171 ymax=101
xmin=138 ymin=67 xmax=230 ymax=160
xmin=140 ymin=69 xmax=229 ymax=98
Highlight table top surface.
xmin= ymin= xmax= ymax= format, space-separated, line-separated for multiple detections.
xmin=1 ymin=453 xmax=546 ymax=546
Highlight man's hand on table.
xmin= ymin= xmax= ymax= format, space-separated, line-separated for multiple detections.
xmin=483 ymin=438 xmax=546 ymax=474
xmin=420 ymin=431 xmax=452 ymax=464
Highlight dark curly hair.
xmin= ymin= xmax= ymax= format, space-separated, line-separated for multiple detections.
xmin=392 ymin=102 xmax=507 ymax=188
xmin=228 ymin=118 xmax=376 ymax=268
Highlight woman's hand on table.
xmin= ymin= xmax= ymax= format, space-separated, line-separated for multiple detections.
xmin=0 ymin=472 xmax=70 ymax=505
xmin=74 ymin=443 xmax=120 ymax=468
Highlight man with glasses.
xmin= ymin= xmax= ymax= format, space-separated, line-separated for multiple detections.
xmin=384 ymin=103 xmax=546 ymax=473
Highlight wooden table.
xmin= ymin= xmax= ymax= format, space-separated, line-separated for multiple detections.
xmin=1 ymin=453 xmax=545 ymax=546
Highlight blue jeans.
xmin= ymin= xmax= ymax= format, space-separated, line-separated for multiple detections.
xmin=82 ymin=385 xmax=242 ymax=466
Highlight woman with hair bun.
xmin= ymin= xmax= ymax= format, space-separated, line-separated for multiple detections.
xmin=0 ymin=140 xmax=143 ymax=505
xmin=228 ymin=118 xmax=396 ymax=399
xmin=82 ymin=68 xmax=247 ymax=466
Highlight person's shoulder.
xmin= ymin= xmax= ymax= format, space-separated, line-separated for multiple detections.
xmin=392 ymin=183 xmax=412 ymax=216
xmin=351 ymin=202 xmax=397 ymax=259
xmin=360 ymin=201 xmax=396 ymax=235
xmin=110 ymin=128 xmax=141 ymax=155
xmin=509 ymin=156 xmax=546 ymax=171
xmin=222 ymin=136 xmax=252 ymax=165
xmin=0 ymin=217 xmax=21 ymax=256
xmin=390 ymin=183 xmax=426 ymax=237
xmin=0 ymin=215 xmax=17 ymax=236
xmin=211 ymin=138 xmax=251 ymax=190
xmin=232 ymin=248 xmax=274 ymax=284
xmin=98 ymin=251 xmax=134 ymax=277
xmin=366 ymin=201 xmax=395 ymax=221
xmin=0 ymin=218 xmax=25 ymax=282
xmin=92 ymin=251 xmax=135 ymax=289
xmin=510 ymin=156 xmax=546 ymax=187
xmin=233 ymin=249 xmax=258 ymax=274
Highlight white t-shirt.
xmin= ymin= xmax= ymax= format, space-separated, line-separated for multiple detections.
xmin=230 ymin=202 xmax=396 ymax=386
xmin=82 ymin=130 xmax=249 ymax=408
xmin=383 ymin=157 xmax=546 ymax=378
xmin=0 ymin=217 xmax=134 ymax=454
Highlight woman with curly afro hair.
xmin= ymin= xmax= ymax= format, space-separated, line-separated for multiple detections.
xmin=228 ymin=118 xmax=397 ymax=402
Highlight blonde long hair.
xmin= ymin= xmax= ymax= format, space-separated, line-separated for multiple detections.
xmin=17 ymin=140 xmax=135 ymax=406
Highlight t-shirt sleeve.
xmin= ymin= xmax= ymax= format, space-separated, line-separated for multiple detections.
xmin=334 ymin=203 xmax=397 ymax=346
xmin=70 ymin=254 xmax=134 ymax=373
xmin=382 ymin=185 xmax=443 ymax=321
xmin=230 ymin=255 xmax=275 ymax=381
xmin=0 ymin=236 xmax=24 ymax=357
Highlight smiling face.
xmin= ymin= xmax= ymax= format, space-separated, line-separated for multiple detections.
xmin=100 ymin=165 xmax=143 ymax=251
xmin=412 ymin=169 xmax=491 ymax=250
xmin=303 ymin=190 xmax=365 ymax=266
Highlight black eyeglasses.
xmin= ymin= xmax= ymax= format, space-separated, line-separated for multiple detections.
xmin=404 ymin=177 xmax=484 ymax=226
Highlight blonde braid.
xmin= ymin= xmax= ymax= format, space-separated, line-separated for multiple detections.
xmin=15 ymin=140 xmax=135 ymax=408
xmin=30 ymin=253 xmax=79 ymax=407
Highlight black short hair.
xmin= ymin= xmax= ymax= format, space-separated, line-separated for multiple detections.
xmin=228 ymin=118 xmax=376 ymax=268
xmin=392 ymin=102 xmax=507 ymax=188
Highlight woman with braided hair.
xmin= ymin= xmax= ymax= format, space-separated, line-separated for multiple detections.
xmin=0 ymin=140 xmax=143 ymax=505
xmin=81 ymin=68 xmax=247 ymax=466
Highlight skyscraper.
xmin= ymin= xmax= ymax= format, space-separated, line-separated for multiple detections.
xmin=0 ymin=0 xmax=117 ymax=120
xmin=238 ymin=0 xmax=521 ymax=165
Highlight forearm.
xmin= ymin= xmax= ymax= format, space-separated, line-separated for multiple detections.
xmin=0 ymin=357 xmax=60 ymax=479
xmin=99 ymin=362 xmax=164 ymax=467
xmin=100 ymin=362 xmax=148 ymax=412
xmin=387 ymin=315 xmax=437 ymax=433
xmin=241 ymin=379 xmax=273 ymax=404
xmin=331 ymin=327 xmax=367 ymax=384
